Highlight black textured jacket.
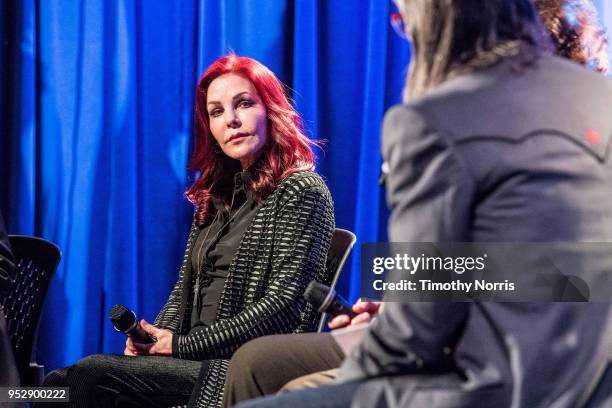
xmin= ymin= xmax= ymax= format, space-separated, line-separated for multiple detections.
xmin=154 ymin=171 xmax=335 ymax=407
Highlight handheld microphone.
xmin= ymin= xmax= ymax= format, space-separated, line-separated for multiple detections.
xmin=109 ymin=304 xmax=156 ymax=344
xmin=303 ymin=281 xmax=356 ymax=318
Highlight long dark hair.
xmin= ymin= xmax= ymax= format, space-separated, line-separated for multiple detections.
xmin=394 ymin=0 xmax=549 ymax=100
xmin=185 ymin=55 xmax=317 ymax=224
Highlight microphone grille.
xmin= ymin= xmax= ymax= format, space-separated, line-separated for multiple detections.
xmin=303 ymin=281 xmax=330 ymax=309
xmin=109 ymin=304 xmax=136 ymax=331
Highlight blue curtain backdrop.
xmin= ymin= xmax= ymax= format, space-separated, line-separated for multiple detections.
xmin=1 ymin=0 xmax=409 ymax=370
xmin=4 ymin=0 xmax=610 ymax=372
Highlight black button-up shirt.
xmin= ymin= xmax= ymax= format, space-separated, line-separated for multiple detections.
xmin=189 ymin=171 xmax=260 ymax=331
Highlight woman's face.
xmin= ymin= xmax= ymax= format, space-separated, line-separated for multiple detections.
xmin=206 ymin=73 xmax=269 ymax=170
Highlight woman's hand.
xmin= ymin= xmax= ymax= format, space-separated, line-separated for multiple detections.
xmin=124 ymin=336 xmax=138 ymax=356
xmin=327 ymin=300 xmax=383 ymax=330
xmin=126 ymin=320 xmax=174 ymax=356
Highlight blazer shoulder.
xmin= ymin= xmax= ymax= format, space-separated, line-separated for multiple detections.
xmin=381 ymin=103 xmax=450 ymax=158
xmin=278 ymin=171 xmax=331 ymax=195
xmin=396 ymin=56 xmax=612 ymax=150
xmin=383 ymin=104 xmax=432 ymax=136
xmin=383 ymin=104 xmax=426 ymax=125
xmin=262 ymin=171 xmax=333 ymax=213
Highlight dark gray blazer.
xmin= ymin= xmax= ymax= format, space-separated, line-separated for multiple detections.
xmin=339 ymin=52 xmax=612 ymax=407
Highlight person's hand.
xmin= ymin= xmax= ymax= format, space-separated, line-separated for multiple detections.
xmin=124 ymin=336 xmax=138 ymax=356
xmin=327 ymin=300 xmax=383 ymax=330
xmin=129 ymin=320 xmax=174 ymax=356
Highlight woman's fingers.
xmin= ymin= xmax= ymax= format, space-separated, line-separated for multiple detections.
xmin=349 ymin=312 xmax=371 ymax=326
xmin=124 ymin=337 xmax=138 ymax=356
xmin=328 ymin=314 xmax=351 ymax=329
xmin=132 ymin=341 xmax=154 ymax=354
xmin=124 ymin=347 xmax=137 ymax=356
xmin=125 ymin=336 xmax=154 ymax=355
xmin=328 ymin=300 xmax=384 ymax=330
xmin=352 ymin=300 xmax=381 ymax=315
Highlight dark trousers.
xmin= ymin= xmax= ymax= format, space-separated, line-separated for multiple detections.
xmin=37 ymin=354 xmax=204 ymax=408
xmin=222 ymin=333 xmax=345 ymax=408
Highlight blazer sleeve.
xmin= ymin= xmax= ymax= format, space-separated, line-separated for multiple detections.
xmin=173 ymin=184 xmax=334 ymax=360
xmin=339 ymin=105 xmax=474 ymax=381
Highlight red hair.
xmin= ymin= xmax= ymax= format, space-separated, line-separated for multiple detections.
xmin=186 ymin=55 xmax=317 ymax=224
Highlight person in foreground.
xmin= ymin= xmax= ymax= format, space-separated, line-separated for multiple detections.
xmin=236 ymin=0 xmax=612 ymax=407
xmin=39 ymin=55 xmax=335 ymax=408
xmin=221 ymin=0 xmax=610 ymax=406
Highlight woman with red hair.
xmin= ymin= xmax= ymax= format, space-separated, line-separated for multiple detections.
xmin=40 ymin=55 xmax=335 ymax=408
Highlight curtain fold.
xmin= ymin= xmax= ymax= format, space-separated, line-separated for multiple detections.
xmin=292 ymin=0 xmax=319 ymax=142
xmin=29 ymin=0 xmax=198 ymax=368
xmin=348 ymin=1 xmax=390 ymax=300
xmin=1 ymin=0 xmax=37 ymax=236
xmin=4 ymin=0 xmax=406 ymax=370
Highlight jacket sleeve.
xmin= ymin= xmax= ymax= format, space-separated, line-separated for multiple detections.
xmin=339 ymin=105 xmax=474 ymax=381
xmin=173 ymin=184 xmax=334 ymax=360
xmin=154 ymin=219 xmax=198 ymax=332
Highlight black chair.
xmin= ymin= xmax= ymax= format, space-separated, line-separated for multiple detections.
xmin=167 ymin=229 xmax=356 ymax=408
xmin=317 ymin=228 xmax=357 ymax=333
xmin=3 ymin=235 xmax=61 ymax=386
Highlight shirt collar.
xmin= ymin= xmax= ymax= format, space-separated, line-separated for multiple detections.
xmin=210 ymin=169 xmax=255 ymax=214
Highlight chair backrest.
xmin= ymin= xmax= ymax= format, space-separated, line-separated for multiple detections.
xmin=3 ymin=235 xmax=61 ymax=385
xmin=317 ymin=228 xmax=357 ymax=333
